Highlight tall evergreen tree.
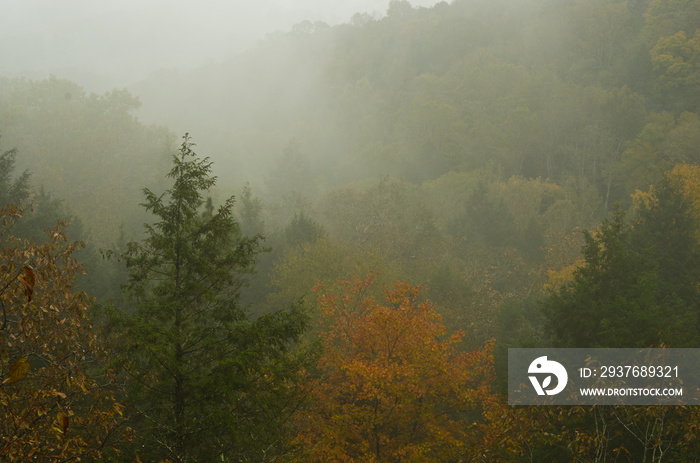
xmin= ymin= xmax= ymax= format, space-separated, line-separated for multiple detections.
xmin=117 ymin=135 xmax=308 ymax=462
xmin=543 ymin=181 xmax=700 ymax=348
xmin=630 ymin=177 xmax=700 ymax=344
xmin=543 ymin=207 xmax=657 ymax=347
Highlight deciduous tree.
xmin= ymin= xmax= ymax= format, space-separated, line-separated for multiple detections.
xmin=289 ymin=275 xmax=497 ymax=462
xmin=0 ymin=205 xmax=125 ymax=461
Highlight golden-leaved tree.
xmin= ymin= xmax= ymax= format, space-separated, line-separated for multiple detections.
xmin=0 ymin=204 xmax=126 ymax=461
xmin=288 ymin=275 xmax=502 ymax=462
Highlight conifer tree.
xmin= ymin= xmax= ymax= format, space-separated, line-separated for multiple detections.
xmin=118 ymin=135 xmax=308 ymax=462
xmin=544 ymin=179 xmax=700 ymax=348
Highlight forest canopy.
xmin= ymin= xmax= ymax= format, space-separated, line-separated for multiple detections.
xmin=2 ymin=0 xmax=700 ymax=460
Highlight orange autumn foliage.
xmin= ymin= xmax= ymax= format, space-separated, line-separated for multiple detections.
xmin=289 ymin=275 xmax=499 ymax=462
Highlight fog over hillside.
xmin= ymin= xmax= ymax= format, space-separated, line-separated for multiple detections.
xmin=3 ymin=0 xmax=700 ymax=460
xmin=2 ymin=0 xmax=440 ymax=91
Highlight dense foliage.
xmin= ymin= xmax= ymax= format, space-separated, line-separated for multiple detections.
xmin=0 ymin=206 xmax=125 ymax=461
xmin=289 ymin=276 xmax=497 ymax=462
xmin=113 ymin=137 xmax=309 ymax=461
xmin=2 ymin=0 xmax=700 ymax=460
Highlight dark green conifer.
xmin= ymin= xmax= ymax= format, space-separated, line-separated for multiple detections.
xmin=118 ymin=135 xmax=308 ymax=462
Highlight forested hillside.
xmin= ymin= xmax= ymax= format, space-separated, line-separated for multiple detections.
xmin=134 ymin=0 xmax=699 ymax=194
xmin=1 ymin=0 xmax=700 ymax=460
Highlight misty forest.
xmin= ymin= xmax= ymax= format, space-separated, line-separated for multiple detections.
xmin=2 ymin=0 xmax=700 ymax=461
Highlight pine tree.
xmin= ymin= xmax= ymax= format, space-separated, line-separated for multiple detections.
xmin=117 ymin=135 xmax=308 ymax=462
xmin=543 ymin=182 xmax=700 ymax=348
xmin=543 ymin=207 xmax=656 ymax=347
xmin=630 ymin=177 xmax=700 ymax=345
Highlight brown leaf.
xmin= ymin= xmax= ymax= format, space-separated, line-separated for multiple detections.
xmin=17 ymin=266 xmax=35 ymax=302
xmin=3 ymin=357 xmax=31 ymax=385
xmin=57 ymin=411 xmax=69 ymax=434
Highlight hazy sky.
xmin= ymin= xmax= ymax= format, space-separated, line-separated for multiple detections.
xmin=2 ymin=0 xmax=440 ymax=91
